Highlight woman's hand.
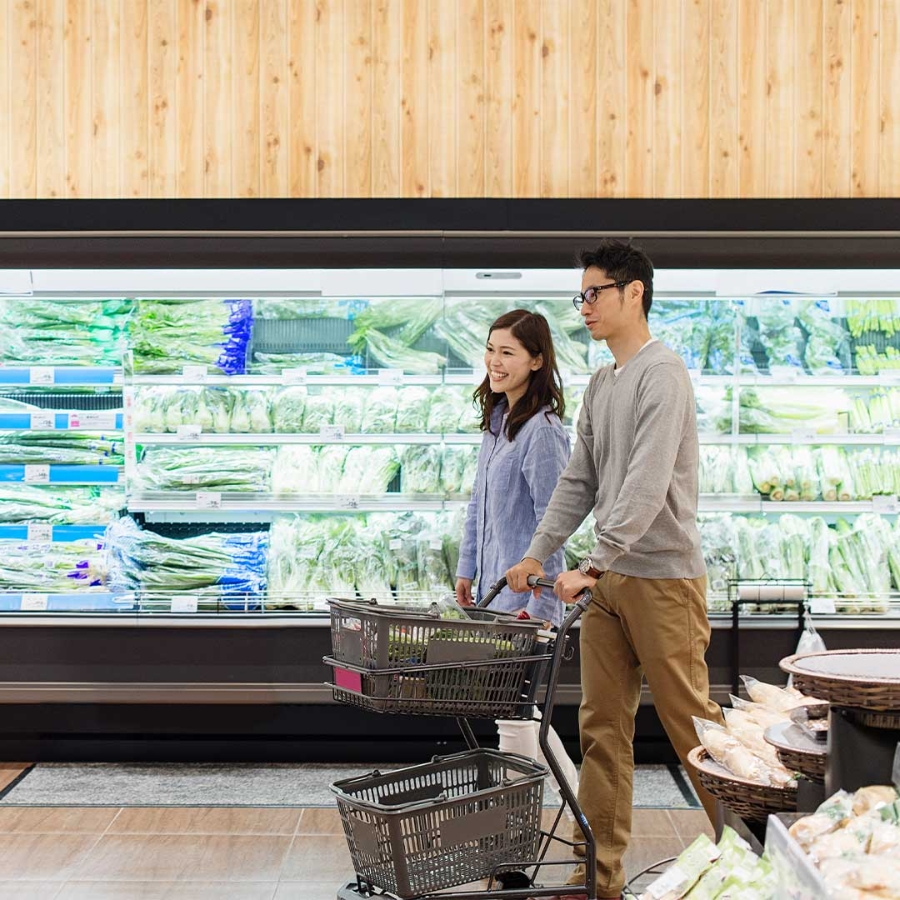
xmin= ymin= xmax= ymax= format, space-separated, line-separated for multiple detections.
xmin=455 ymin=577 xmax=474 ymax=606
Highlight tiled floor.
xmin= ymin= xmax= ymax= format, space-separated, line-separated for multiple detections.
xmin=0 ymin=766 xmax=714 ymax=900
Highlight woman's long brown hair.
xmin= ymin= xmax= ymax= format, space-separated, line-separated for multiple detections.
xmin=475 ymin=309 xmax=566 ymax=441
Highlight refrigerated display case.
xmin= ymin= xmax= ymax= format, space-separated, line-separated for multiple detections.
xmin=0 ymin=198 xmax=898 ymax=761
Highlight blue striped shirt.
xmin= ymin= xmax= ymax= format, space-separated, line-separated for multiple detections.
xmin=456 ymin=403 xmax=571 ymax=625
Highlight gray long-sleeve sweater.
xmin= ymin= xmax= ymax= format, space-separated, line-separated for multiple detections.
xmin=525 ymin=340 xmax=706 ymax=579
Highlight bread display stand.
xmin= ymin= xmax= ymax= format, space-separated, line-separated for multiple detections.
xmin=780 ymin=649 xmax=900 ymax=795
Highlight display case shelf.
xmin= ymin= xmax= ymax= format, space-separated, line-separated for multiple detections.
xmin=0 ymin=465 xmax=122 ymax=484
xmin=0 ymin=367 xmax=123 ymax=386
xmin=134 ymin=432 xmax=481 ymax=446
xmin=0 ymin=412 xmax=123 ymax=430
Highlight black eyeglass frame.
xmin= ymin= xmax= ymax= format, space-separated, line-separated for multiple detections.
xmin=572 ymin=280 xmax=631 ymax=310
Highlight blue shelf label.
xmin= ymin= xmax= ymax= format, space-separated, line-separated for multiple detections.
xmin=0 ymin=465 xmax=121 ymax=484
xmin=0 ymin=367 xmax=121 ymax=386
xmin=0 ymin=525 xmax=108 ymax=542
xmin=0 ymin=592 xmax=135 ymax=612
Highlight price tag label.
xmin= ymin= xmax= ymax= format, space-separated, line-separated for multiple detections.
xmin=471 ymin=369 xmax=485 ymax=385
xmin=171 ymin=595 xmax=199 ymax=613
xmin=688 ymin=369 xmax=701 ymax=387
xmin=283 ymin=368 xmax=308 ymax=385
xmin=879 ymin=372 xmax=900 ymax=386
xmin=320 ymin=425 xmax=345 ymax=441
xmin=873 ymin=494 xmax=900 ymax=514
xmin=389 ymin=539 xmax=402 ymax=550
xmin=30 ymin=412 xmax=55 ymax=430
xmin=810 ymin=597 xmax=837 ymax=615
xmin=337 ymin=494 xmax=361 ymax=510
xmin=177 ymin=424 xmax=202 ymax=441
xmin=429 ymin=539 xmax=443 ymax=550
xmin=28 ymin=367 xmax=54 ymax=386
xmin=181 ymin=474 xmax=202 ymax=485
xmin=26 ymin=523 xmax=53 ymax=543
xmin=884 ymin=427 xmax=900 ymax=443
xmin=24 ymin=465 xmax=50 ymax=484
xmin=182 ymin=365 xmax=208 ymax=381
xmin=791 ymin=428 xmax=816 ymax=443
xmin=377 ymin=368 xmax=405 ymax=386
xmin=20 ymin=594 xmax=49 ymax=611
xmin=68 ymin=411 xmax=117 ymax=430
xmin=195 ymin=491 xmax=222 ymax=509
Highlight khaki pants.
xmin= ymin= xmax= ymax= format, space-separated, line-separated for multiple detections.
xmin=567 ymin=572 xmax=724 ymax=898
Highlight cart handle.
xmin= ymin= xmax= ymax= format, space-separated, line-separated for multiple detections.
xmin=477 ymin=574 xmax=593 ymax=610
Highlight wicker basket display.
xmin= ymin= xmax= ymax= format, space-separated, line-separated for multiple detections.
xmin=687 ymin=746 xmax=798 ymax=824
xmin=763 ymin=721 xmax=826 ymax=784
xmin=780 ymin=649 xmax=900 ymax=712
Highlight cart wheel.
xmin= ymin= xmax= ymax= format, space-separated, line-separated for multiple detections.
xmin=495 ymin=870 xmax=532 ymax=890
xmin=336 ymin=882 xmax=369 ymax=899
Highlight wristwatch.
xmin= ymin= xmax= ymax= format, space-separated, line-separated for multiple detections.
xmin=578 ymin=557 xmax=604 ymax=579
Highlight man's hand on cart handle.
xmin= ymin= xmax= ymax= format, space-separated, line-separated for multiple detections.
xmin=555 ymin=569 xmax=598 ymax=605
xmin=506 ymin=558 xmax=546 ymax=596
xmin=455 ymin=577 xmax=474 ymax=606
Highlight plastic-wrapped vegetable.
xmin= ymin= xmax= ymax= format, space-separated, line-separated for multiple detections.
xmin=395 ymin=387 xmax=432 ymax=433
xmin=401 ymin=446 xmax=442 ymax=494
xmin=299 ymin=391 xmax=334 ymax=433
xmin=271 ymin=446 xmax=317 ymax=494
xmin=135 ymin=447 xmax=273 ymax=492
xmin=228 ymin=388 xmax=272 ymax=433
xmin=361 ymin=387 xmax=398 ymax=434
xmin=0 ymin=432 xmax=124 ymax=466
xmin=0 ymin=539 xmax=107 ymax=590
xmin=331 ymin=389 xmax=365 ymax=433
xmin=440 ymin=446 xmax=475 ymax=495
xmin=0 ymin=485 xmax=124 ymax=525
xmin=418 ymin=533 xmax=452 ymax=592
xmin=425 ymin=387 xmax=461 ymax=434
xmin=343 ymin=447 xmax=399 ymax=494
xmin=272 ymin=387 xmax=307 ymax=432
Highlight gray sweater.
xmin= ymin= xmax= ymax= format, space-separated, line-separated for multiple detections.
xmin=525 ymin=341 xmax=706 ymax=579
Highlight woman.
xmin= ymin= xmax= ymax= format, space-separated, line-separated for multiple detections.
xmin=455 ymin=308 xmax=579 ymax=804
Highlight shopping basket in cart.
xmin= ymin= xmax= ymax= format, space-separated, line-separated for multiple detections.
xmin=325 ymin=575 xmax=598 ymax=900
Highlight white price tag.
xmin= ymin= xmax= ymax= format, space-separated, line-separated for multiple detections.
xmin=28 ymin=367 xmax=54 ymax=386
xmin=377 ymin=368 xmax=405 ymax=386
xmin=320 ymin=425 xmax=345 ymax=441
xmin=177 ymin=424 xmax=202 ymax=441
xmin=429 ymin=539 xmax=443 ymax=550
xmin=810 ymin=597 xmax=837 ymax=615
xmin=790 ymin=428 xmax=816 ymax=443
xmin=182 ymin=365 xmax=208 ymax=381
xmin=195 ymin=491 xmax=222 ymax=509
xmin=68 ymin=411 xmax=117 ymax=430
xmin=472 ymin=369 xmax=485 ymax=385
xmin=884 ymin=427 xmax=900 ymax=443
xmin=389 ymin=539 xmax=402 ymax=550
xmin=873 ymin=494 xmax=900 ymax=514
xmin=29 ymin=412 xmax=55 ymax=430
xmin=181 ymin=474 xmax=202 ymax=485
xmin=26 ymin=524 xmax=53 ymax=543
xmin=20 ymin=593 xmax=49 ymax=611
xmin=688 ymin=369 xmax=701 ymax=386
xmin=879 ymin=371 xmax=900 ymax=386
xmin=24 ymin=465 xmax=50 ymax=484
xmin=337 ymin=494 xmax=361 ymax=510
xmin=171 ymin=595 xmax=199 ymax=613
xmin=283 ymin=368 xmax=308 ymax=385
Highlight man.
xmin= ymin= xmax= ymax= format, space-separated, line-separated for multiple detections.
xmin=506 ymin=239 xmax=724 ymax=900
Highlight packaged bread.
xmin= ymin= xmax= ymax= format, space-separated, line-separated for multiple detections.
xmin=692 ymin=717 xmax=787 ymax=787
xmin=722 ymin=708 xmax=785 ymax=769
xmin=850 ymin=855 xmax=900 ymax=894
xmin=682 ymin=828 xmax=758 ymax=900
xmin=869 ymin=820 xmax=900 ymax=856
xmin=808 ymin=817 xmax=874 ymax=863
xmin=851 ymin=784 xmax=898 ymax=816
xmin=728 ymin=694 xmax=788 ymax=729
xmin=788 ymin=813 xmax=842 ymax=850
xmin=639 ymin=833 xmax=720 ymax=900
xmin=740 ymin=675 xmax=799 ymax=712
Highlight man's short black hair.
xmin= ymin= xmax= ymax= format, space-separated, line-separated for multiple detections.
xmin=577 ymin=239 xmax=654 ymax=318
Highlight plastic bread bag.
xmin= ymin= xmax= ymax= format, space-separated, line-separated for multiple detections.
xmin=740 ymin=675 xmax=802 ymax=712
xmin=808 ymin=816 xmax=875 ymax=864
xmin=728 ymin=695 xmax=789 ymax=729
xmin=851 ymin=784 xmax=898 ymax=816
xmin=869 ymin=819 xmax=900 ymax=856
xmin=848 ymin=855 xmax=900 ymax=895
xmin=788 ymin=813 xmax=843 ymax=850
xmin=692 ymin=717 xmax=778 ymax=786
xmin=709 ymin=857 xmax=776 ymax=900
xmin=681 ymin=828 xmax=756 ymax=900
xmin=639 ymin=833 xmax=720 ymax=900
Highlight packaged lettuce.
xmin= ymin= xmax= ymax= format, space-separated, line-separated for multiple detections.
xmin=362 ymin=387 xmax=398 ymax=434
xmin=456 ymin=389 xmax=481 ymax=433
xmin=395 ymin=387 xmax=432 ymax=434
xmin=331 ymin=388 xmax=365 ymax=433
xmin=401 ymin=446 xmax=442 ymax=494
xmin=272 ymin=446 xmax=317 ymax=494
xmin=342 ymin=447 xmax=399 ymax=494
xmin=640 ymin=833 xmax=720 ymax=900
xmin=300 ymin=391 xmax=334 ymax=433
xmin=440 ymin=446 xmax=473 ymax=495
xmin=427 ymin=386 xmax=462 ymax=434
xmin=272 ymin=387 xmax=307 ymax=432
xmin=228 ymin=388 xmax=272 ymax=433
xmin=317 ymin=446 xmax=349 ymax=492
xmin=418 ymin=533 xmax=452 ymax=592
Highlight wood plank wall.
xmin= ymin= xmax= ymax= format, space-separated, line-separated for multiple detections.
xmin=0 ymin=0 xmax=897 ymax=199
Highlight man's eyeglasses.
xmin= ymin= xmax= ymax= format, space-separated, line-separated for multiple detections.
xmin=572 ymin=280 xmax=631 ymax=310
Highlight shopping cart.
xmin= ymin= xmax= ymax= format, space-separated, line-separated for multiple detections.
xmin=324 ymin=575 xmax=597 ymax=900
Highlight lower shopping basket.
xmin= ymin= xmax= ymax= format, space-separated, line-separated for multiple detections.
xmin=332 ymin=749 xmax=547 ymax=899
